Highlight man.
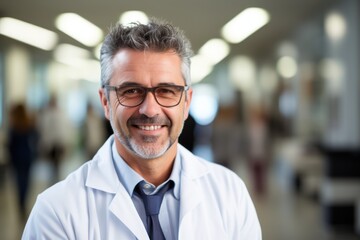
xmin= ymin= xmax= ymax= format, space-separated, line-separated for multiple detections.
xmin=23 ymin=19 xmax=261 ymax=239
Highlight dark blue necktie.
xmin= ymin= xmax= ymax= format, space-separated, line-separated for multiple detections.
xmin=136 ymin=181 xmax=174 ymax=240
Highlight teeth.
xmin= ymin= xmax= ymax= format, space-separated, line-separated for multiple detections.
xmin=138 ymin=125 xmax=161 ymax=131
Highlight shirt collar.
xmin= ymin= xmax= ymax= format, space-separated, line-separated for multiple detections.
xmin=111 ymin=141 xmax=181 ymax=200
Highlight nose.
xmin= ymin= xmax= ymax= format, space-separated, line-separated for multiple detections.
xmin=138 ymin=91 xmax=161 ymax=117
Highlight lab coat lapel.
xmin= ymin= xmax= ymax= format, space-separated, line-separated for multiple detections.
xmin=178 ymin=146 xmax=208 ymax=235
xmin=109 ymin=187 xmax=149 ymax=240
xmin=86 ymin=136 xmax=119 ymax=194
xmin=86 ymin=137 xmax=148 ymax=239
xmin=179 ymin=174 xmax=202 ymax=222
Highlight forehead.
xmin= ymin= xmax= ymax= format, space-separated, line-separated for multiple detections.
xmin=111 ymin=49 xmax=183 ymax=85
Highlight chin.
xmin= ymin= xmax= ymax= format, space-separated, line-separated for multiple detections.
xmin=130 ymin=139 xmax=173 ymax=160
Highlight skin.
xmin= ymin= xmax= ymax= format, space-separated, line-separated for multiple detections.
xmin=99 ymin=49 xmax=193 ymax=186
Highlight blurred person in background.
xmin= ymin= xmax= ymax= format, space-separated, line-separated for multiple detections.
xmin=7 ymin=103 xmax=38 ymax=220
xmin=82 ymin=103 xmax=106 ymax=160
xmin=38 ymin=95 xmax=67 ymax=183
xmin=247 ymin=104 xmax=270 ymax=197
xmin=22 ymin=19 xmax=261 ymax=239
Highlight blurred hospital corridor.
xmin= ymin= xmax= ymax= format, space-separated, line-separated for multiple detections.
xmin=1 ymin=0 xmax=360 ymax=239
xmin=0 ymin=141 xmax=359 ymax=240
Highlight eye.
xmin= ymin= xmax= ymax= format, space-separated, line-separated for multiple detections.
xmin=156 ymin=86 xmax=178 ymax=96
xmin=120 ymin=87 xmax=144 ymax=97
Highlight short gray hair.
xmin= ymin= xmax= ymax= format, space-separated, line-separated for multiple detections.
xmin=100 ymin=18 xmax=193 ymax=88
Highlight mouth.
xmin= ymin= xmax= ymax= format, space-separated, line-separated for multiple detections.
xmin=137 ymin=125 xmax=163 ymax=131
xmin=129 ymin=115 xmax=171 ymax=132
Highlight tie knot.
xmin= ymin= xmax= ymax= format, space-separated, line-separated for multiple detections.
xmin=136 ymin=181 xmax=174 ymax=216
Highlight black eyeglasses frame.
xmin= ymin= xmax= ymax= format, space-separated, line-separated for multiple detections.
xmin=103 ymin=84 xmax=190 ymax=108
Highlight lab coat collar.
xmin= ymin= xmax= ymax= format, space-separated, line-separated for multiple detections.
xmin=178 ymin=144 xmax=209 ymax=179
xmin=86 ymin=136 xmax=210 ymax=194
xmin=85 ymin=136 xmax=211 ymax=239
xmin=177 ymin=145 xmax=209 ymax=225
xmin=109 ymin=184 xmax=149 ymax=240
xmin=86 ymin=136 xmax=149 ymax=239
xmin=85 ymin=136 xmax=120 ymax=194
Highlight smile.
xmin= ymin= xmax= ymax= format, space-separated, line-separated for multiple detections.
xmin=138 ymin=125 xmax=162 ymax=131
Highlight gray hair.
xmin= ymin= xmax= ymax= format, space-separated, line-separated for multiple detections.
xmin=100 ymin=18 xmax=193 ymax=88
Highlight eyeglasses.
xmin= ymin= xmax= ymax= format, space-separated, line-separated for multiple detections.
xmin=103 ymin=84 xmax=189 ymax=108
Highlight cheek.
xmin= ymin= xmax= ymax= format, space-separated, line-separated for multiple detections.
xmin=168 ymin=108 xmax=187 ymax=129
xmin=113 ymin=107 xmax=134 ymax=130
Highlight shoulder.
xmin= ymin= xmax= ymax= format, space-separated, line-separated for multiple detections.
xmin=33 ymin=136 xmax=116 ymax=209
xmin=23 ymin=161 xmax=93 ymax=238
xmin=36 ymin=161 xmax=91 ymax=209
xmin=200 ymin=158 xmax=247 ymax=195
xmin=179 ymin=145 xmax=246 ymax=190
xmin=179 ymin=147 xmax=261 ymax=238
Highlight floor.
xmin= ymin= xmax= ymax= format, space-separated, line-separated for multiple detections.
xmin=0 ymin=151 xmax=359 ymax=240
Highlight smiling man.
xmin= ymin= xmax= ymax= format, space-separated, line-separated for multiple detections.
xmin=23 ymin=19 xmax=262 ymax=240
xmin=102 ymin=49 xmax=189 ymax=186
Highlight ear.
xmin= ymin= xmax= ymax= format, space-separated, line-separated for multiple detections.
xmin=99 ymin=88 xmax=110 ymax=120
xmin=183 ymin=87 xmax=193 ymax=120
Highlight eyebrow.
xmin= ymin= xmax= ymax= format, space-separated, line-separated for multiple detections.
xmin=118 ymin=82 xmax=142 ymax=88
xmin=117 ymin=82 xmax=180 ymax=88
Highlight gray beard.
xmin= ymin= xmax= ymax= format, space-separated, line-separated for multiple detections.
xmin=109 ymin=109 xmax=174 ymax=159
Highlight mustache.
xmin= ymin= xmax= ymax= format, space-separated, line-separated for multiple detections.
xmin=128 ymin=115 xmax=171 ymax=126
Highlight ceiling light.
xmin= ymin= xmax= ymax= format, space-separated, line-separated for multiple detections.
xmin=221 ymin=8 xmax=270 ymax=44
xmin=54 ymin=43 xmax=91 ymax=66
xmin=56 ymin=13 xmax=103 ymax=47
xmin=119 ymin=11 xmax=149 ymax=26
xmin=0 ymin=17 xmax=58 ymax=50
xmin=325 ymin=11 xmax=347 ymax=42
xmin=229 ymin=55 xmax=256 ymax=91
xmin=93 ymin=43 xmax=102 ymax=59
xmin=277 ymin=56 xmax=297 ymax=79
xmin=191 ymin=54 xmax=213 ymax=83
xmin=198 ymin=38 xmax=230 ymax=65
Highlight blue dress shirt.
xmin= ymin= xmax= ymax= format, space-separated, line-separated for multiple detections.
xmin=111 ymin=142 xmax=181 ymax=239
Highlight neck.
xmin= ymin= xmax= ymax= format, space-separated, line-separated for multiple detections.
xmin=115 ymin=139 xmax=177 ymax=186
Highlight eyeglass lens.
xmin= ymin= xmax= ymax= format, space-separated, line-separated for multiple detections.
xmin=116 ymin=85 xmax=185 ymax=107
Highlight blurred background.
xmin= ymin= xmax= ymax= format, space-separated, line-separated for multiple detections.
xmin=1 ymin=0 xmax=360 ymax=239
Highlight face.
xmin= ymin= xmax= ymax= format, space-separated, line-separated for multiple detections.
xmin=99 ymin=49 xmax=192 ymax=160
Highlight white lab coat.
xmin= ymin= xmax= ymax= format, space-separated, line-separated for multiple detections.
xmin=23 ymin=136 xmax=261 ymax=239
